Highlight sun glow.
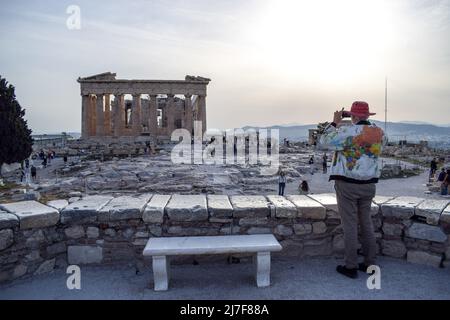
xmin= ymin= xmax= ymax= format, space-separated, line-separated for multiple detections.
xmin=247 ymin=0 xmax=396 ymax=85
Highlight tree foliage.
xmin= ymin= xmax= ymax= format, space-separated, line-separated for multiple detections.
xmin=0 ymin=75 xmax=33 ymax=170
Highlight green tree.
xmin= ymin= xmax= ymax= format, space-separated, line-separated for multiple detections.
xmin=0 ymin=75 xmax=33 ymax=176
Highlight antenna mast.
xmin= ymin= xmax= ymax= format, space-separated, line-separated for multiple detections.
xmin=384 ymin=77 xmax=388 ymax=133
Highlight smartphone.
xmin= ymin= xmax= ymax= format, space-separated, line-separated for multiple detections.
xmin=341 ymin=109 xmax=351 ymax=118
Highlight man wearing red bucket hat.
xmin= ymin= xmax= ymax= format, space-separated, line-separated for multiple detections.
xmin=319 ymin=101 xmax=386 ymax=279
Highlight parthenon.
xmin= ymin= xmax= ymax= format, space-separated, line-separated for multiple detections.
xmin=78 ymin=72 xmax=210 ymax=140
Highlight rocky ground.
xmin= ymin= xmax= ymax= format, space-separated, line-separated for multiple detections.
xmin=1 ymin=142 xmax=446 ymax=202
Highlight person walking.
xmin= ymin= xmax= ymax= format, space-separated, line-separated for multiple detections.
xmin=19 ymin=167 xmax=25 ymax=182
xmin=441 ymin=169 xmax=450 ymax=196
xmin=278 ymin=170 xmax=287 ymax=196
xmin=319 ymin=101 xmax=386 ymax=279
xmin=322 ymin=153 xmax=328 ymax=173
xmin=430 ymin=158 xmax=438 ymax=179
xmin=437 ymin=168 xmax=446 ymax=182
xmin=30 ymin=165 xmax=37 ymax=182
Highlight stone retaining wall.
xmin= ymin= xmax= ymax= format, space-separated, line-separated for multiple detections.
xmin=1 ymin=194 xmax=450 ymax=283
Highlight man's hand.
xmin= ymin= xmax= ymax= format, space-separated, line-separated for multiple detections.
xmin=333 ymin=110 xmax=343 ymax=125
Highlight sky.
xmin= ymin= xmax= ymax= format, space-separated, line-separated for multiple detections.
xmin=0 ymin=0 xmax=449 ymax=133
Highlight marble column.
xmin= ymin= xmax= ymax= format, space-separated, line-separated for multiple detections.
xmin=81 ymin=95 xmax=90 ymax=139
xmin=119 ymin=94 xmax=126 ymax=135
xmin=104 ymin=94 xmax=111 ymax=135
xmin=96 ymin=94 xmax=105 ymax=136
xmin=184 ymin=94 xmax=193 ymax=135
xmin=132 ymin=94 xmax=142 ymax=136
xmin=112 ymin=94 xmax=123 ymax=137
xmin=166 ymin=94 xmax=175 ymax=135
xmin=198 ymin=95 xmax=207 ymax=134
xmin=148 ymin=94 xmax=158 ymax=136
xmin=90 ymin=95 xmax=97 ymax=136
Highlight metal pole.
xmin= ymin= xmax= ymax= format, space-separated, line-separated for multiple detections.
xmin=385 ymin=77 xmax=388 ymax=134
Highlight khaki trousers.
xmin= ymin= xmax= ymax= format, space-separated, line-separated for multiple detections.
xmin=334 ymin=180 xmax=377 ymax=269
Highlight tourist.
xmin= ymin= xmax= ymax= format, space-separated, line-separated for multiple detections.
xmin=278 ymin=170 xmax=287 ymax=196
xmin=438 ymin=168 xmax=446 ymax=182
xmin=299 ymin=180 xmax=309 ymax=195
xmin=42 ymin=156 xmax=47 ymax=168
xmin=430 ymin=158 xmax=438 ymax=178
xmin=441 ymin=169 xmax=450 ymax=196
xmin=19 ymin=168 xmax=25 ymax=182
xmin=322 ymin=153 xmax=328 ymax=174
xmin=319 ymin=101 xmax=386 ymax=279
xmin=25 ymin=158 xmax=29 ymax=168
xmin=308 ymin=155 xmax=314 ymax=165
xmin=30 ymin=165 xmax=37 ymax=181
xmin=63 ymin=154 xmax=68 ymax=164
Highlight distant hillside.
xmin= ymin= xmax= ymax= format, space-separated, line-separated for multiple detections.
xmin=242 ymin=121 xmax=450 ymax=149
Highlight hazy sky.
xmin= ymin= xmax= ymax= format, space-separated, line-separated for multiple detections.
xmin=1 ymin=0 xmax=449 ymax=133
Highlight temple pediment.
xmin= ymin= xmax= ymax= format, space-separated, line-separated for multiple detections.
xmin=78 ymin=72 xmax=117 ymax=82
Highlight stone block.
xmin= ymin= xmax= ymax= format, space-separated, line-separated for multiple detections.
xmin=46 ymin=199 xmax=69 ymax=211
xmin=372 ymin=196 xmax=395 ymax=206
xmin=142 ymin=195 xmax=171 ymax=223
xmin=230 ymin=196 xmax=270 ymax=218
xmin=47 ymin=242 xmax=67 ymax=256
xmin=238 ymin=217 xmax=269 ymax=226
xmin=266 ymin=195 xmax=297 ymax=218
xmin=68 ymin=246 xmax=103 ymax=264
xmin=13 ymin=264 xmax=27 ymax=279
xmin=307 ymin=193 xmax=338 ymax=213
xmin=440 ymin=204 xmax=450 ymax=224
xmin=98 ymin=194 xmax=152 ymax=221
xmin=286 ymin=195 xmax=326 ymax=220
xmin=0 ymin=201 xmax=59 ymax=229
xmin=382 ymin=222 xmax=403 ymax=237
xmin=381 ymin=196 xmax=424 ymax=219
xmin=61 ymin=195 xmax=113 ymax=224
xmin=312 ymin=221 xmax=327 ymax=234
xmin=293 ymin=223 xmax=312 ymax=235
xmin=34 ymin=258 xmax=56 ymax=275
xmin=207 ymin=195 xmax=233 ymax=218
xmin=415 ymin=199 xmax=450 ymax=225
xmin=247 ymin=227 xmax=272 ymax=235
xmin=165 ymin=195 xmax=208 ymax=222
xmin=406 ymin=223 xmax=447 ymax=243
xmin=65 ymin=225 xmax=85 ymax=239
xmin=86 ymin=227 xmax=99 ymax=238
xmin=381 ymin=239 xmax=407 ymax=258
xmin=0 ymin=229 xmax=14 ymax=251
xmin=0 ymin=211 xmax=19 ymax=230
xmin=274 ymin=225 xmax=293 ymax=236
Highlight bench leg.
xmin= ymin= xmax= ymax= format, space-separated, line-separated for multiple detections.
xmin=152 ymin=255 xmax=170 ymax=291
xmin=254 ymin=252 xmax=271 ymax=287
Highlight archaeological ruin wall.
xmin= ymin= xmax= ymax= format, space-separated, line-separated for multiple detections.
xmin=1 ymin=194 xmax=450 ymax=283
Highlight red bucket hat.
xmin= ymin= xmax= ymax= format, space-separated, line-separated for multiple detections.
xmin=347 ymin=101 xmax=376 ymax=117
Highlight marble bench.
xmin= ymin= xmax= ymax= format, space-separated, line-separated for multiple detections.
xmin=143 ymin=234 xmax=282 ymax=291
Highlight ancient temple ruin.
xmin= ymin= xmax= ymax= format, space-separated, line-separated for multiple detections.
xmin=78 ymin=72 xmax=210 ymax=140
